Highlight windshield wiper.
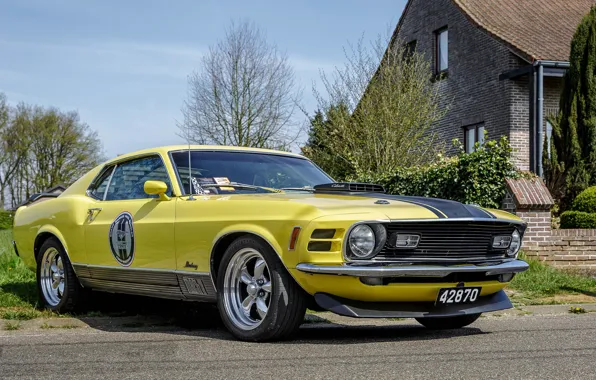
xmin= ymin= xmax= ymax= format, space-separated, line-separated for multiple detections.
xmin=201 ymin=182 xmax=278 ymax=193
xmin=280 ymin=187 xmax=315 ymax=192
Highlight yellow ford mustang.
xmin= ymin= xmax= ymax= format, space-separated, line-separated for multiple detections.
xmin=12 ymin=145 xmax=528 ymax=341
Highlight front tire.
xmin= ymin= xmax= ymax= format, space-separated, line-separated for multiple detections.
xmin=36 ymin=237 xmax=82 ymax=313
xmin=216 ymin=236 xmax=306 ymax=341
xmin=415 ymin=313 xmax=481 ymax=329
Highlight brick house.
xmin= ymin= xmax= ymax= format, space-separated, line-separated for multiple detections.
xmin=388 ymin=0 xmax=593 ymax=176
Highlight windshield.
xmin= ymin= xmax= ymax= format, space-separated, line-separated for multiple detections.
xmin=170 ymin=150 xmax=333 ymax=195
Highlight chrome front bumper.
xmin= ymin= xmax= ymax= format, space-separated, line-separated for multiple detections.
xmin=295 ymin=259 xmax=529 ymax=278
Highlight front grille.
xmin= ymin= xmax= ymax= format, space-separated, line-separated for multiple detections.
xmin=377 ymin=221 xmax=517 ymax=263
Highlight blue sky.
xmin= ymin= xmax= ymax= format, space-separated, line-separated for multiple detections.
xmin=0 ymin=0 xmax=406 ymax=158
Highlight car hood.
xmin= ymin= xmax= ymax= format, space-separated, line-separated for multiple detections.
xmin=213 ymin=192 xmax=510 ymax=221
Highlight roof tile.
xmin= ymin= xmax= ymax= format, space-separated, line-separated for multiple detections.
xmin=453 ymin=0 xmax=594 ymax=61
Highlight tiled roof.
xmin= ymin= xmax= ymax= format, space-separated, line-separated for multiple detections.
xmin=505 ymin=177 xmax=554 ymax=209
xmin=453 ymin=0 xmax=594 ymax=61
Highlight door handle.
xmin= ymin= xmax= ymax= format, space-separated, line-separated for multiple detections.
xmin=87 ymin=208 xmax=102 ymax=221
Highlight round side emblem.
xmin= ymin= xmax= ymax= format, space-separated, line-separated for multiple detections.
xmin=109 ymin=212 xmax=135 ymax=266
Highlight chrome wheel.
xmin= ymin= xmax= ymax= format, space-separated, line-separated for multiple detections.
xmin=223 ymin=248 xmax=272 ymax=330
xmin=40 ymin=247 xmax=65 ymax=307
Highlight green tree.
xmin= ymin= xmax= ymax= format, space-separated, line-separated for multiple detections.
xmin=0 ymin=94 xmax=104 ymax=209
xmin=545 ymin=6 xmax=596 ymax=209
xmin=302 ymin=104 xmax=353 ymax=180
xmin=311 ymin=34 xmax=445 ymax=178
xmin=0 ymin=94 xmax=27 ymax=209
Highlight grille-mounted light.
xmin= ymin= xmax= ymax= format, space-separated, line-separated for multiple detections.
xmin=390 ymin=234 xmax=420 ymax=248
xmin=492 ymin=236 xmax=512 ymax=249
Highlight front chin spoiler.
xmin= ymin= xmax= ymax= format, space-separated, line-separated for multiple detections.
xmin=314 ymin=290 xmax=513 ymax=318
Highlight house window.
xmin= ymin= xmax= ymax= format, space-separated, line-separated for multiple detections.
xmin=464 ymin=123 xmax=485 ymax=153
xmin=546 ymin=120 xmax=553 ymax=158
xmin=435 ymin=27 xmax=448 ymax=73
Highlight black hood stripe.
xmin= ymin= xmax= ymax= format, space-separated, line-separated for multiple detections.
xmin=353 ymin=193 xmax=496 ymax=219
xmin=388 ymin=196 xmax=446 ymax=218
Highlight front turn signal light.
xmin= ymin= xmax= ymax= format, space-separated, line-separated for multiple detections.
xmin=288 ymin=227 xmax=301 ymax=251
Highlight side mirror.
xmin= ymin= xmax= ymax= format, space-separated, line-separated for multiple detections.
xmin=144 ymin=180 xmax=170 ymax=201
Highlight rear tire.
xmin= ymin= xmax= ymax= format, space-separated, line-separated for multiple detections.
xmin=36 ymin=237 xmax=82 ymax=313
xmin=216 ymin=236 xmax=306 ymax=342
xmin=415 ymin=313 xmax=481 ymax=329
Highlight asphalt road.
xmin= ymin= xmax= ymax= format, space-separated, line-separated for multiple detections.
xmin=1 ymin=313 xmax=596 ymax=380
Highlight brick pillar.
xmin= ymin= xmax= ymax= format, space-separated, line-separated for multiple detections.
xmin=504 ymin=176 xmax=554 ymax=247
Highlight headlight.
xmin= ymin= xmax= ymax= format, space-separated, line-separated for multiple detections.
xmin=507 ymin=229 xmax=522 ymax=257
xmin=347 ymin=223 xmax=387 ymax=260
xmin=349 ymin=225 xmax=375 ymax=258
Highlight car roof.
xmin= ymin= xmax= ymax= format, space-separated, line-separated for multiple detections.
xmin=104 ymin=145 xmax=307 ymax=165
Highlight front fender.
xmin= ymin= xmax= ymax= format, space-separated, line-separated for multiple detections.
xmin=211 ymin=224 xmax=286 ymax=261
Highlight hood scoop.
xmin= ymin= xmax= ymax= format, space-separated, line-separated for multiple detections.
xmin=313 ymin=182 xmax=386 ymax=194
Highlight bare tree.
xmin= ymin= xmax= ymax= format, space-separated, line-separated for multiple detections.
xmin=309 ymin=33 xmax=446 ymax=177
xmin=180 ymin=21 xmax=300 ymax=150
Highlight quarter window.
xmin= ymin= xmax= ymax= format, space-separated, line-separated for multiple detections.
xmin=88 ymin=166 xmax=114 ymax=200
xmin=105 ymin=155 xmax=172 ymax=201
xmin=464 ymin=123 xmax=485 ymax=153
xmin=435 ymin=27 xmax=448 ymax=73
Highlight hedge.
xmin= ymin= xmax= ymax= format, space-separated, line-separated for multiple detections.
xmin=355 ymin=136 xmax=518 ymax=209
xmin=559 ymin=186 xmax=596 ymax=228
xmin=0 ymin=211 xmax=13 ymax=230
xmin=571 ymin=186 xmax=596 ymax=213
xmin=560 ymin=211 xmax=596 ymax=229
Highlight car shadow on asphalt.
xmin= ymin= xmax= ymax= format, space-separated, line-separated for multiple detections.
xmin=292 ymin=324 xmax=488 ymax=344
xmin=72 ymin=292 xmax=489 ymax=344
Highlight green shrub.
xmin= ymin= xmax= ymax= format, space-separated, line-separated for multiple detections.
xmin=0 ymin=211 xmax=13 ymax=230
xmin=560 ymin=210 xmax=596 ymax=228
xmin=355 ymin=136 xmax=518 ymax=208
xmin=571 ymin=186 xmax=596 ymax=213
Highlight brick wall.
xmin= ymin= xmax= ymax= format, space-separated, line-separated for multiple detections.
xmin=504 ymin=178 xmax=596 ymax=269
xmin=394 ymin=0 xmax=563 ymax=170
xmin=509 ymin=75 xmax=563 ymax=171
xmin=524 ymin=230 xmax=596 ymax=269
xmin=395 ymin=0 xmax=514 ymax=155
xmin=517 ymin=210 xmax=552 ymax=246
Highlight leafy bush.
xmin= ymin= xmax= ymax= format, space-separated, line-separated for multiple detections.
xmin=355 ymin=136 xmax=518 ymax=208
xmin=558 ymin=186 xmax=596 ymax=228
xmin=571 ymin=186 xmax=596 ymax=213
xmin=0 ymin=211 xmax=13 ymax=230
xmin=559 ymin=211 xmax=596 ymax=228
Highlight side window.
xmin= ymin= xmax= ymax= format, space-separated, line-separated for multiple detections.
xmin=105 ymin=155 xmax=172 ymax=201
xmin=88 ymin=166 xmax=114 ymax=200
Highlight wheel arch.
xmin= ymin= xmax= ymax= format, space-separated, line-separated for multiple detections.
xmin=209 ymin=227 xmax=285 ymax=282
xmin=34 ymin=225 xmax=71 ymax=262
